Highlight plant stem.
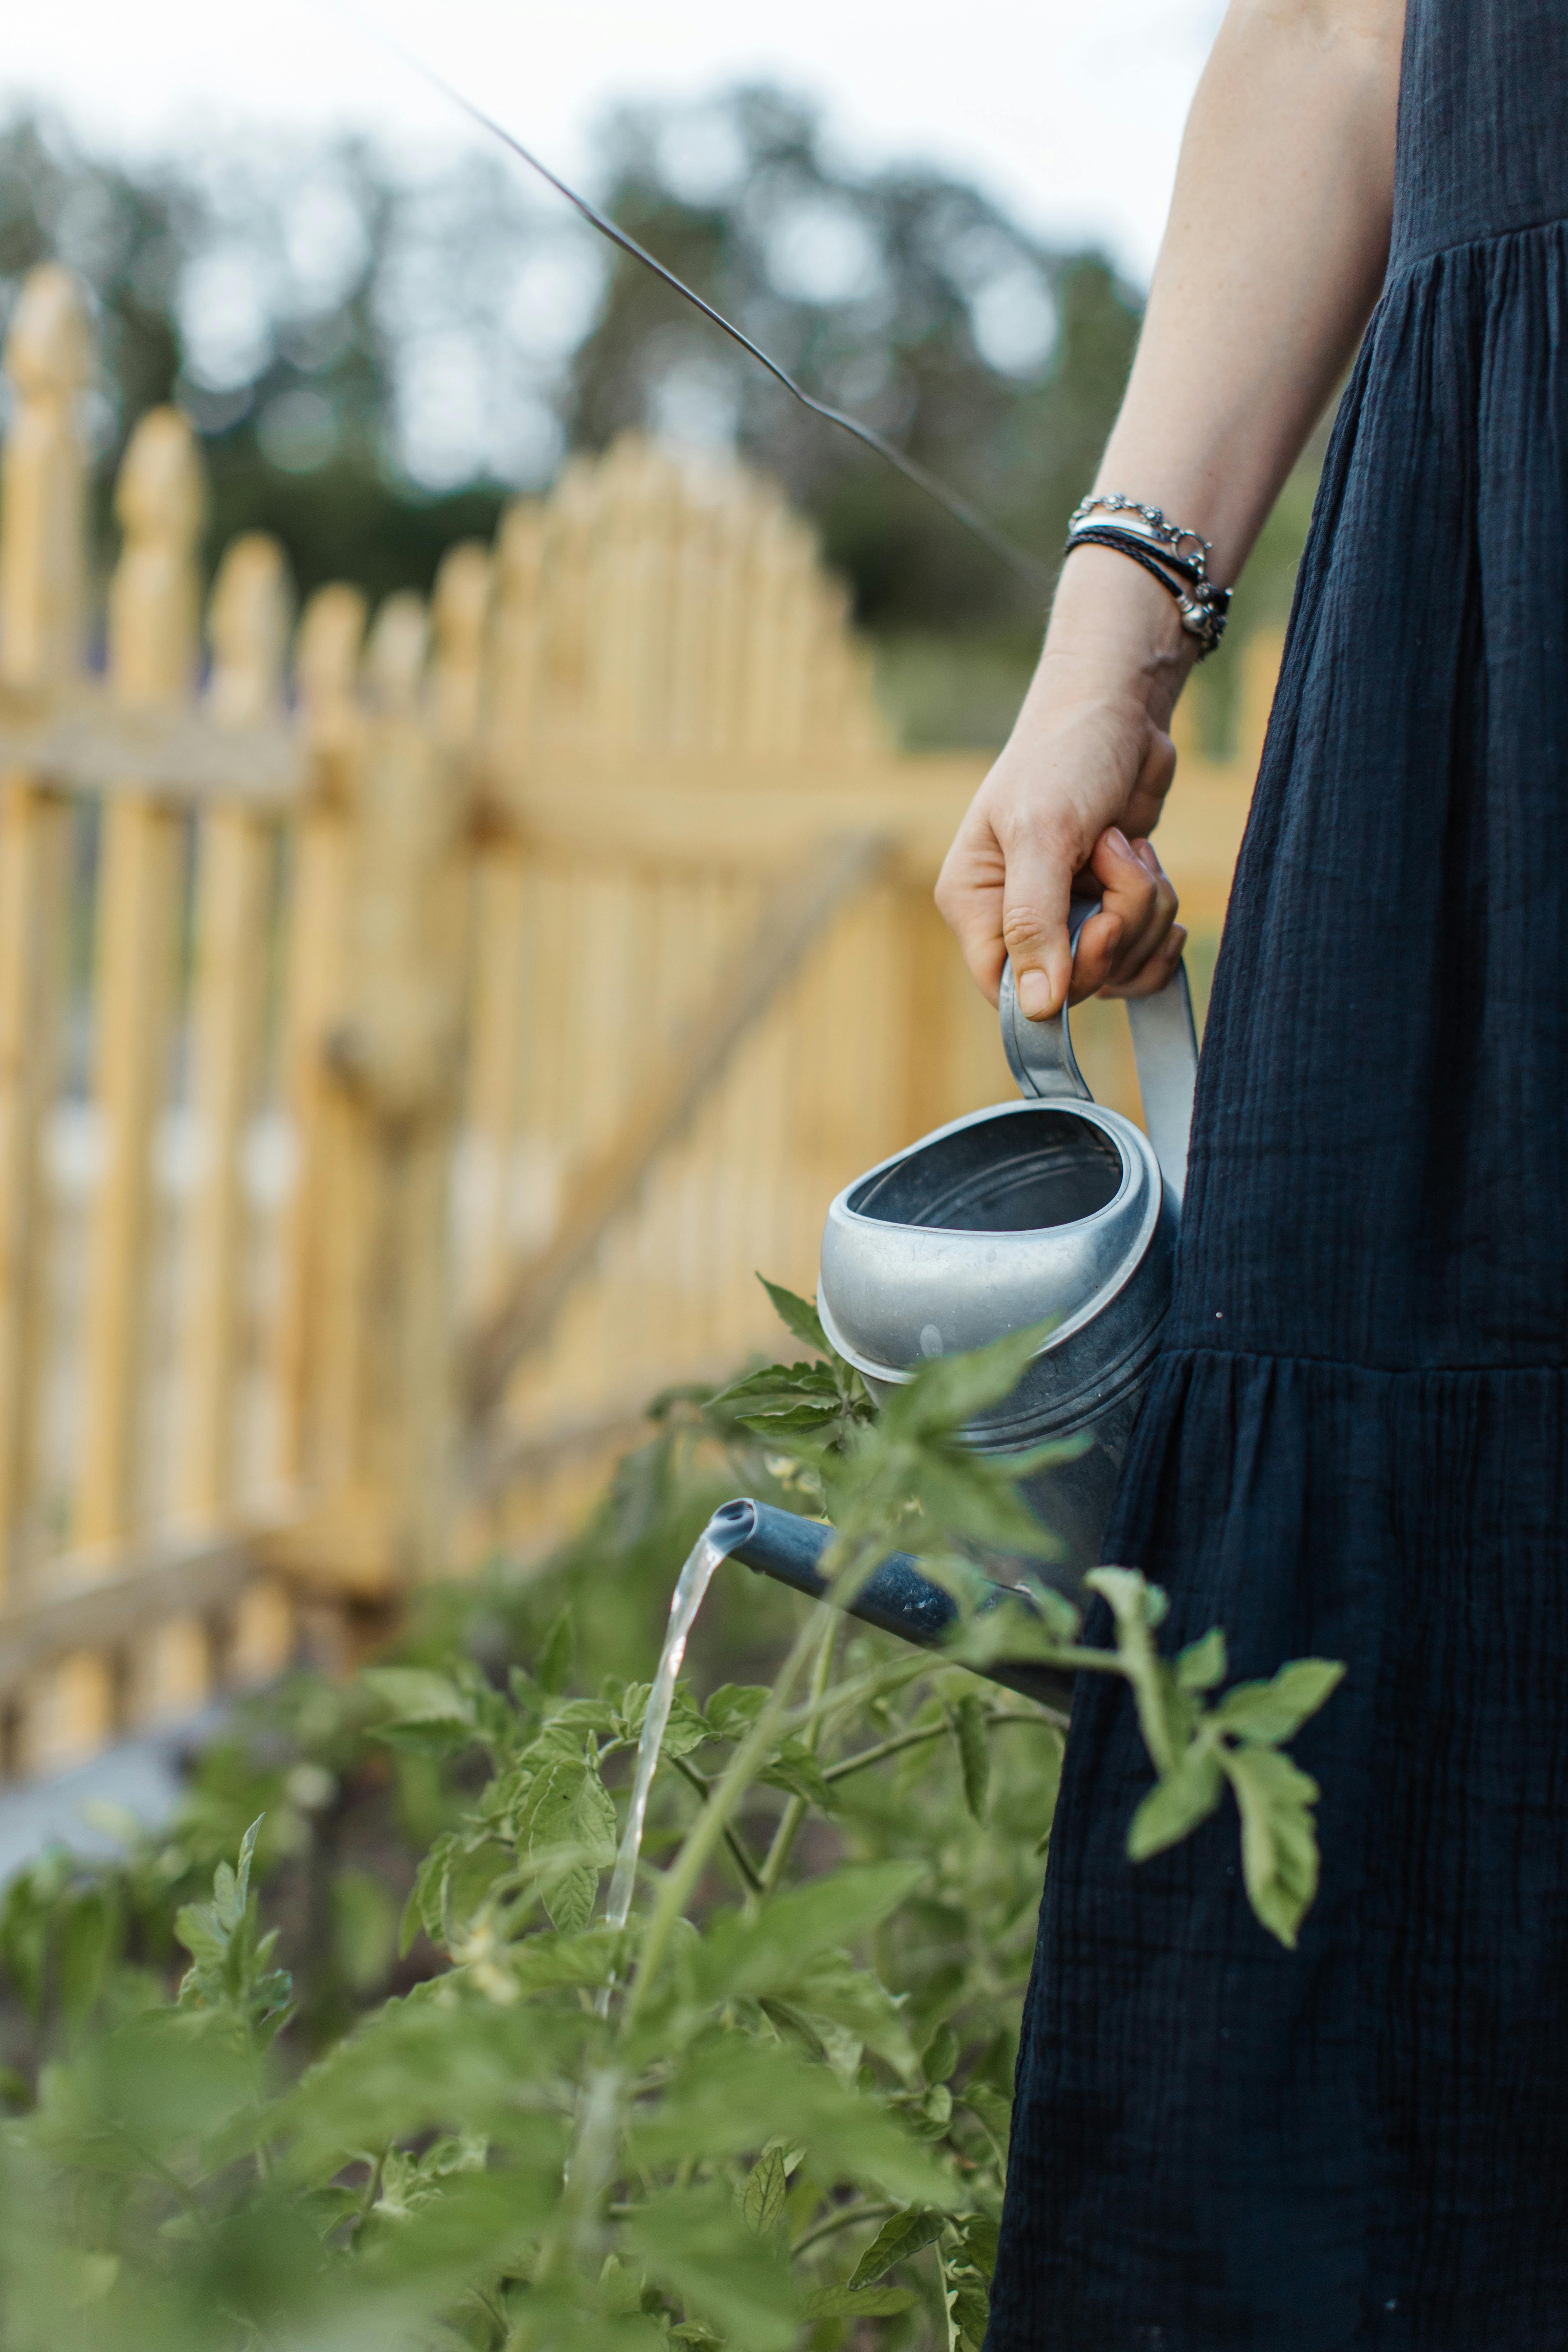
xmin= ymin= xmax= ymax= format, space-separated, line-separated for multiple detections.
xmin=758 ymin=1611 xmax=840 ymax=1895
xmin=669 ymin=1754 xmax=764 ymax=1893
xmin=791 ymin=2198 xmax=895 ymax=2258
xmin=822 ymin=1705 xmax=1064 ymax=1787
xmin=794 ymin=1651 xmax=934 ymax=1741
xmin=822 ymin=1721 xmax=948 ymax=1783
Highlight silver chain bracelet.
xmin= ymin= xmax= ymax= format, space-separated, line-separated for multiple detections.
xmin=1064 ymin=493 xmax=1231 ymax=657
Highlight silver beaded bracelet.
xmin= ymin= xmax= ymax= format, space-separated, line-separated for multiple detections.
xmin=1064 ymin=492 xmax=1231 ymax=657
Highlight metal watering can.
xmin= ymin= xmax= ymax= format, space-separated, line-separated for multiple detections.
xmin=720 ymin=900 xmax=1198 ymax=1696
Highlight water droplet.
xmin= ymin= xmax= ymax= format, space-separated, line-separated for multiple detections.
xmin=919 ymin=1322 xmax=943 ymax=1357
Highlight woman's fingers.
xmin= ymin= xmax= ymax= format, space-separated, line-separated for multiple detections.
xmin=933 ymin=805 xmax=1010 ymax=1004
xmin=935 ymin=799 xmax=1085 ymax=1018
xmin=998 ymin=821 xmax=1082 ymax=1020
xmin=1106 ymin=918 xmax=1188 ymax=999
xmin=1073 ymin=830 xmax=1179 ymax=997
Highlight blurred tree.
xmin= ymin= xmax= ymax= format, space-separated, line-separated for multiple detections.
xmin=0 ymin=95 xmax=1316 ymax=742
xmin=0 ymin=97 xmax=1141 ymax=628
xmin=0 ymin=113 xmax=567 ymax=602
xmin=569 ymin=86 xmax=1141 ymax=635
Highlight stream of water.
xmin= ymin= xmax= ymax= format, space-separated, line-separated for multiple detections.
xmin=603 ymin=1516 xmax=747 ymax=1936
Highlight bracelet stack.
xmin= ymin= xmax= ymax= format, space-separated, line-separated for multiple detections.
xmin=1063 ymin=492 xmax=1231 ymax=657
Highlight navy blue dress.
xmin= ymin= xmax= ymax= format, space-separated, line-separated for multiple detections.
xmin=987 ymin=5 xmax=1568 ymax=2346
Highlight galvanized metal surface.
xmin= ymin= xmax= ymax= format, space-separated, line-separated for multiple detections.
xmin=817 ymin=916 xmax=1199 ymax=1583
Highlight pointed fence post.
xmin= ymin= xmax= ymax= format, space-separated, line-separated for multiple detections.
xmin=75 ymin=409 xmax=204 ymax=1558
xmin=463 ymin=506 xmax=541 ymax=1317
xmin=177 ymin=534 xmax=292 ymax=1527
xmin=0 ymin=266 xmax=90 ymax=1600
xmin=271 ymin=581 xmax=367 ymax=1503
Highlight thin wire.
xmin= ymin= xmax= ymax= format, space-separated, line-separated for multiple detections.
xmin=320 ymin=0 xmax=1055 ymax=597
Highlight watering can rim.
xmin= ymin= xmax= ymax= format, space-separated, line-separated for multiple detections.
xmin=818 ymin=1099 xmax=1165 ymax=1388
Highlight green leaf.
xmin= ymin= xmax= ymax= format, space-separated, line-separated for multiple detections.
xmin=905 ymin=1452 xmax=1058 ymax=1559
xmin=361 ymin=1666 xmax=476 ymax=1726
xmin=440 ymin=1837 xmax=515 ymax=1939
xmin=1083 ymin=1565 xmax=1169 ymax=1633
xmin=361 ymin=1668 xmax=476 ymax=1729
xmin=56 ymin=1887 xmax=122 ymax=2036
xmin=1082 ymin=1566 xmax=1187 ymax=1776
xmin=1175 ymin=1627 xmax=1228 ymax=1693
xmin=631 ymin=2038 xmax=952 ymax=2209
xmin=408 ymin=1831 xmax=457 ymax=1951
xmin=537 ymin=1606 xmax=575 ymax=1697
xmin=949 ymin=1696 xmax=990 ymax=1823
xmin=234 ymin=1815 xmax=263 ymax=1907
xmin=33 ymin=2010 xmax=257 ymax=2176
xmin=622 ymin=2181 xmax=798 ymax=2352
xmin=1214 ymin=1659 xmax=1346 ymax=1744
xmin=739 ymin=2140 xmax=796 ymax=2234
xmin=848 ymin=2204 xmax=946 ymax=2286
xmin=276 ymin=1999 xmax=568 ymax=2185
xmin=883 ymin=1319 xmax=1056 ymax=1442
xmin=507 ymin=1925 xmax=623 ymax=1996
xmin=330 ymin=1867 xmax=398 ymax=1994
xmin=759 ymin=1737 xmax=837 ymax=1813
xmin=1034 ymin=1722 xmax=1066 ymax=1827
xmin=954 ymin=2211 xmax=1000 ymax=2277
xmin=758 ymin=1274 xmax=830 ymax=1356
xmin=524 ymin=1760 xmax=617 ymax=1935
xmin=1221 ymin=1743 xmax=1324 ymax=1947
xmin=920 ymin=2081 xmax=954 ymax=2133
xmin=702 ymin=1684 xmax=769 ymax=1742
xmin=710 ymin=1361 xmax=843 ymax=1434
xmin=766 ymin=1951 xmax=917 ymax=2076
xmin=1127 ymin=1743 xmax=1226 ymax=1862
xmin=951 ymin=2280 xmax=992 ymax=2345
xmin=616 ymin=1682 xmax=707 ymax=1761
xmin=805 ymin=2283 xmax=920 ymax=2318
xmin=921 ymin=2023 xmax=960 ymax=2085
xmin=694 ymin=1865 xmax=925 ymax=2006
xmin=961 ymin=2081 xmax=1012 ymax=2155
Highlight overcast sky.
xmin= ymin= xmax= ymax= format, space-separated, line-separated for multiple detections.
xmin=4 ymin=0 xmax=1223 ymax=284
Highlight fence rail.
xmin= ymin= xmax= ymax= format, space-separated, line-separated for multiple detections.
xmin=0 ymin=259 xmax=1274 ymax=1787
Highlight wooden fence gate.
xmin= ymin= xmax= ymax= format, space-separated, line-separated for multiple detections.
xmin=0 ymin=263 xmax=1274 ymax=1785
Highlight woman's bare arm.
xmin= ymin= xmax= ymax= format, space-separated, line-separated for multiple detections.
xmin=936 ymin=0 xmax=1405 ymax=1021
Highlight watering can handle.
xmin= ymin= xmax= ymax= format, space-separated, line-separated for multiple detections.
xmin=998 ymin=894 xmax=1199 ymax=1206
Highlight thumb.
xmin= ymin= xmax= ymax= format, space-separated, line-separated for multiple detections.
xmin=1002 ymin=834 xmax=1082 ymax=1021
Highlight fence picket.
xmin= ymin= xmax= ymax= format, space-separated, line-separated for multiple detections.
xmin=0 ymin=268 xmax=89 ymax=1598
xmin=76 ymin=410 xmax=204 ymax=1557
xmin=462 ymin=508 xmax=539 ymax=1311
xmin=176 ymin=534 xmax=291 ymax=1528
xmin=272 ymin=583 xmax=366 ymax=1498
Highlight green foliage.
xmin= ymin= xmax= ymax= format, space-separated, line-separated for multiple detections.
xmin=0 ymin=1283 xmax=1344 ymax=2347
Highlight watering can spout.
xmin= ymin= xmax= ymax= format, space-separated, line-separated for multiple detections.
xmin=711 ymin=1497 xmax=1071 ymax=1711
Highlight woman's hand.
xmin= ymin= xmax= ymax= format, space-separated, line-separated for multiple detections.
xmin=935 ymin=560 xmax=1191 ymax=1022
xmin=935 ymin=0 xmax=1405 ymax=1027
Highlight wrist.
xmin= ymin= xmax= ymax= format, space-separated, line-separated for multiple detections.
xmin=1038 ymin=547 xmax=1198 ymax=725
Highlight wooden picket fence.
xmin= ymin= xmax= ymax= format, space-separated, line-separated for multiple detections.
xmin=0 ymin=261 xmax=1277 ymax=1786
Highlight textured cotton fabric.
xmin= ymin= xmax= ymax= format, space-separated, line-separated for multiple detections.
xmin=985 ymin=4 xmax=1568 ymax=2346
